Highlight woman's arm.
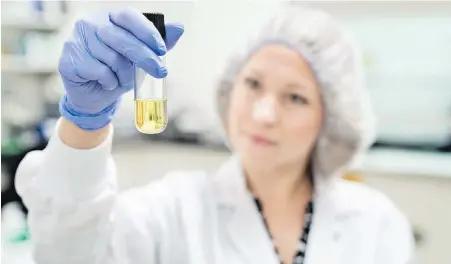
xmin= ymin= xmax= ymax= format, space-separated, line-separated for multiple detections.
xmin=15 ymin=118 xmax=117 ymax=263
xmin=59 ymin=117 xmax=110 ymax=149
xmin=15 ymin=119 xmax=167 ymax=264
xmin=15 ymin=7 xmax=186 ymax=263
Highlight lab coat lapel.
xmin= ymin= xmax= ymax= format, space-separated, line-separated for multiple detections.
xmin=304 ymin=175 xmax=363 ymax=264
xmin=212 ymin=156 xmax=364 ymax=264
xmin=212 ymin=156 xmax=279 ymax=264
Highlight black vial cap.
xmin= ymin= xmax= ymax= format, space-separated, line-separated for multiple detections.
xmin=143 ymin=13 xmax=166 ymax=40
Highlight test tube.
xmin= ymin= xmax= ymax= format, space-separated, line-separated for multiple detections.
xmin=134 ymin=13 xmax=167 ymax=134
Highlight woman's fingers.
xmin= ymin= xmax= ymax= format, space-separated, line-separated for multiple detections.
xmin=109 ymin=8 xmax=167 ymax=56
xmin=109 ymin=9 xmax=184 ymax=52
xmin=165 ymin=23 xmax=184 ymax=50
xmin=59 ymin=37 xmax=119 ymax=91
xmin=96 ymin=19 xmax=167 ymax=78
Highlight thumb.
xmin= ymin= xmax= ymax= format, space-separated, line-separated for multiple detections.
xmin=165 ymin=23 xmax=184 ymax=51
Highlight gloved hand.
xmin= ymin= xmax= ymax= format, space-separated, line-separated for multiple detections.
xmin=58 ymin=8 xmax=184 ymax=130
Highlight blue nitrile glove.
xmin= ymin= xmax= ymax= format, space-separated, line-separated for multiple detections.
xmin=58 ymin=8 xmax=184 ymax=130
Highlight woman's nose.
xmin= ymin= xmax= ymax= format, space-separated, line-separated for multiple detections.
xmin=252 ymin=95 xmax=277 ymax=124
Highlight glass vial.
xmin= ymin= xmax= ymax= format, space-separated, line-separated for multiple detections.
xmin=134 ymin=13 xmax=168 ymax=134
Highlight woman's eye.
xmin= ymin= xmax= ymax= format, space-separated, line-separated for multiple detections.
xmin=289 ymin=94 xmax=308 ymax=105
xmin=244 ymin=77 xmax=260 ymax=89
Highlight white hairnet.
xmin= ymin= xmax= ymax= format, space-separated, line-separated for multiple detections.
xmin=216 ymin=4 xmax=377 ymax=179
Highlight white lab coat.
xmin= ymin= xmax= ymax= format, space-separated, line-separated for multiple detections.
xmin=15 ymin=125 xmax=415 ymax=264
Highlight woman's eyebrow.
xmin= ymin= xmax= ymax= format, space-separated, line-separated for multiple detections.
xmin=247 ymin=69 xmax=263 ymax=77
xmin=246 ymin=68 xmax=315 ymax=90
xmin=286 ymin=79 xmax=315 ymax=90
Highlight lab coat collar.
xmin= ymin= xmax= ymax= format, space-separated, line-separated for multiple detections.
xmin=211 ymin=155 xmax=279 ymax=264
xmin=212 ymin=155 xmax=362 ymax=215
xmin=211 ymin=155 xmax=364 ymax=264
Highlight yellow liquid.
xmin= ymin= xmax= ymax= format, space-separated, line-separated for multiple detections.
xmin=134 ymin=99 xmax=168 ymax=134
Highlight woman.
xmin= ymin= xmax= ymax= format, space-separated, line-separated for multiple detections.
xmin=15 ymin=5 xmax=414 ymax=264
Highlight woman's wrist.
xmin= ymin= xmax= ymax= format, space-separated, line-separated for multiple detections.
xmin=59 ymin=95 xmax=118 ymax=131
xmin=58 ymin=117 xmax=111 ymax=149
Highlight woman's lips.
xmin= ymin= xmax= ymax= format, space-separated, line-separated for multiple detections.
xmin=248 ymin=134 xmax=276 ymax=146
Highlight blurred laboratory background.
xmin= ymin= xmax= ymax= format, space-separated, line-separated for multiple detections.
xmin=1 ymin=1 xmax=450 ymax=264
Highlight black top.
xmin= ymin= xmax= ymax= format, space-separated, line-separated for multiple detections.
xmin=254 ymin=198 xmax=314 ymax=264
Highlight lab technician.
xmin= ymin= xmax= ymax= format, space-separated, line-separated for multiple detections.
xmin=15 ymin=5 xmax=414 ymax=264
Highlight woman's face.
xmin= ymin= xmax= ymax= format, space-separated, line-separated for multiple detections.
xmin=227 ymin=44 xmax=323 ymax=169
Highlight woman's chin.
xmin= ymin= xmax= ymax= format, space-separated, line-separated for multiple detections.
xmin=240 ymin=147 xmax=279 ymax=165
xmin=234 ymin=138 xmax=280 ymax=162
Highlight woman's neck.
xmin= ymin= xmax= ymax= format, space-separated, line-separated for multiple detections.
xmin=245 ymin=163 xmax=313 ymax=208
